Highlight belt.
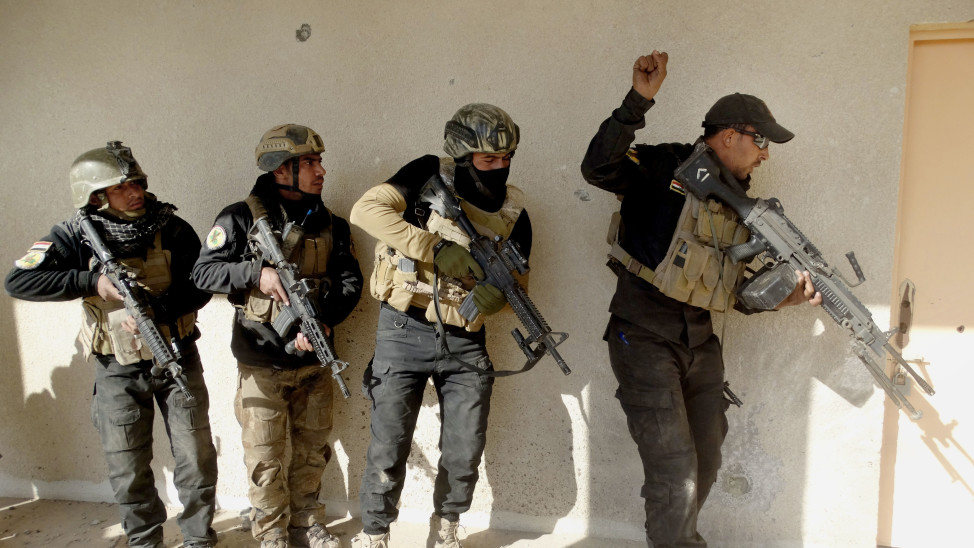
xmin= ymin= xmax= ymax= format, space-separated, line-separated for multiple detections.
xmin=380 ymin=301 xmax=435 ymax=326
xmin=607 ymin=241 xmax=656 ymax=285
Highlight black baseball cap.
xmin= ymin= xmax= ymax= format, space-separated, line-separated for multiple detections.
xmin=703 ymin=93 xmax=794 ymax=143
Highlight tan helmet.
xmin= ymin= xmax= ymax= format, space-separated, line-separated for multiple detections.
xmin=443 ymin=103 xmax=519 ymax=160
xmin=255 ymin=124 xmax=325 ymax=172
xmin=69 ymin=141 xmax=148 ymax=209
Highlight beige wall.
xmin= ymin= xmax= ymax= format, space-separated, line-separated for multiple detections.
xmin=1 ymin=1 xmax=969 ymax=545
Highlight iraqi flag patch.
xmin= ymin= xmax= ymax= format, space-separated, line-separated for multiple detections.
xmin=14 ymin=241 xmax=53 ymax=270
xmin=205 ymin=225 xmax=227 ymax=250
xmin=669 ymin=179 xmax=686 ymax=195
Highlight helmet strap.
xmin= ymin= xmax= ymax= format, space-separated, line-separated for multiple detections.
xmin=291 ymin=159 xmax=301 ymax=193
xmin=272 ymin=159 xmax=320 ymax=198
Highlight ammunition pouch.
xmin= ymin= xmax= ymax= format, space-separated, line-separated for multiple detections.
xmin=607 ymin=194 xmax=750 ymax=312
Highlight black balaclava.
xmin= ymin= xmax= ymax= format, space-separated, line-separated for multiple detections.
xmin=453 ymin=162 xmax=509 ymax=213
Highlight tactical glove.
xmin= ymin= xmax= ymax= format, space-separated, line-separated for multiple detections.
xmin=432 ymin=240 xmax=484 ymax=280
xmin=472 ymin=283 xmax=505 ymax=316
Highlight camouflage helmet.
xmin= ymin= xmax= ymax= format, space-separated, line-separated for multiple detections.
xmin=69 ymin=141 xmax=148 ymax=209
xmin=443 ymin=103 xmax=519 ymax=160
xmin=255 ymin=123 xmax=325 ymax=172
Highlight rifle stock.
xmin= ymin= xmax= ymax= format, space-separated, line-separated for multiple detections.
xmin=673 ymin=142 xmax=934 ymax=419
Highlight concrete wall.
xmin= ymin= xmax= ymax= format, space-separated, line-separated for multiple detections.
xmin=0 ymin=1 xmax=969 ymax=546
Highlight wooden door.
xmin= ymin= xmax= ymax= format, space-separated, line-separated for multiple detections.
xmin=878 ymin=22 xmax=974 ymax=548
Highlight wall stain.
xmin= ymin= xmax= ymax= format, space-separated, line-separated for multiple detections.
xmin=296 ymin=24 xmax=311 ymax=42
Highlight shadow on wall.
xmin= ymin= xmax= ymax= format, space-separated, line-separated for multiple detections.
xmin=0 ymin=302 xmax=106 ymax=491
xmin=476 ymin=315 xmax=579 ymax=543
xmin=1 ymin=298 xmax=198 ymax=509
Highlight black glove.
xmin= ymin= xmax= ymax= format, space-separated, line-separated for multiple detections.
xmin=472 ymin=283 xmax=505 ymax=316
xmin=432 ymin=240 xmax=484 ymax=280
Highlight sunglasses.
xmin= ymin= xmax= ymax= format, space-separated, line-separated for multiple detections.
xmin=732 ymin=128 xmax=770 ymax=150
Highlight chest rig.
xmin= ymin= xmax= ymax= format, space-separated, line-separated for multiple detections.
xmin=607 ymin=149 xmax=751 ymax=312
xmin=238 ymin=195 xmax=334 ymax=324
xmin=80 ymin=231 xmax=197 ymax=365
xmin=370 ymin=159 xmax=524 ymax=330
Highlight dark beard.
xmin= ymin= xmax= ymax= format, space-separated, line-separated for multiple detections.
xmin=453 ymin=164 xmax=509 ymax=212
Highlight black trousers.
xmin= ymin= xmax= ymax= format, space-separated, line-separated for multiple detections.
xmin=359 ymin=304 xmax=494 ymax=534
xmin=91 ymin=349 xmax=218 ymax=548
xmin=606 ymin=314 xmax=728 ymax=548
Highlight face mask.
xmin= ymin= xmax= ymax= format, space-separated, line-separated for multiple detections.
xmin=454 ymin=164 xmax=509 ymax=212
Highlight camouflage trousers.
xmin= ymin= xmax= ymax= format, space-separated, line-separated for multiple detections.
xmin=606 ymin=314 xmax=729 ymax=548
xmin=235 ymin=361 xmax=335 ymax=541
xmin=91 ymin=348 xmax=218 ymax=548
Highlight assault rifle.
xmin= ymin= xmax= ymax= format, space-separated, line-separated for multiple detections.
xmin=420 ymin=174 xmax=571 ymax=376
xmin=673 ymin=141 xmax=934 ymax=419
xmin=249 ymin=216 xmax=351 ymax=398
xmin=78 ymin=214 xmax=194 ymax=400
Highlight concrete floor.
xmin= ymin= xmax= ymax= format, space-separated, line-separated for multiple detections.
xmin=0 ymin=497 xmax=645 ymax=547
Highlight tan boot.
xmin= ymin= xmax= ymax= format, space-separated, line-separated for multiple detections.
xmin=429 ymin=514 xmax=463 ymax=548
xmin=352 ymin=531 xmax=389 ymax=548
xmin=290 ymin=523 xmax=340 ymax=548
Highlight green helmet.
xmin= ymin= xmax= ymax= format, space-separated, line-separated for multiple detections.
xmin=443 ymin=103 xmax=519 ymax=160
xmin=255 ymin=123 xmax=325 ymax=172
xmin=69 ymin=141 xmax=147 ymax=209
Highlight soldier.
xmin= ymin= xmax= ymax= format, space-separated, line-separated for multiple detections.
xmin=192 ymin=124 xmax=362 ymax=548
xmin=349 ymin=103 xmax=529 ymax=548
xmin=581 ymin=52 xmax=821 ymax=547
xmin=5 ymin=141 xmax=218 ymax=548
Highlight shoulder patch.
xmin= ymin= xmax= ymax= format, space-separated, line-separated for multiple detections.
xmin=206 ymin=225 xmax=227 ymax=250
xmin=15 ymin=251 xmax=47 ymax=270
xmin=669 ymin=179 xmax=686 ymax=195
xmin=626 ymin=148 xmax=640 ymax=165
xmin=14 ymin=241 xmax=53 ymax=270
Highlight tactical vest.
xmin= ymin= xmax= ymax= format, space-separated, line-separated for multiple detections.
xmin=237 ymin=195 xmax=334 ymax=324
xmin=80 ymin=231 xmax=197 ymax=365
xmin=370 ymin=160 xmax=524 ymax=331
xmin=608 ymin=192 xmax=750 ymax=312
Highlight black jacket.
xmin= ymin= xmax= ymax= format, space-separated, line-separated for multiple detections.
xmin=5 ymin=210 xmax=210 ymax=339
xmin=581 ymin=89 xmax=719 ymax=346
xmin=192 ymin=173 xmax=363 ymax=368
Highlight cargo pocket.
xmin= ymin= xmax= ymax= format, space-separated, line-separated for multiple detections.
xmin=616 ymin=387 xmax=674 ymax=446
xmin=616 ymin=387 xmax=694 ymax=456
xmin=243 ymin=403 xmax=285 ymax=447
xmin=101 ymin=406 xmax=145 ymax=452
xmin=306 ymin=390 xmax=334 ymax=431
xmin=173 ymin=390 xmax=204 ymax=431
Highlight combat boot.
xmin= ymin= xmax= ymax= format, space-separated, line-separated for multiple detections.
xmin=429 ymin=514 xmax=463 ymax=548
xmin=352 ymin=531 xmax=390 ymax=547
xmin=290 ymin=523 xmax=340 ymax=548
xmin=260 ymin=530 xmax=289 ymax=548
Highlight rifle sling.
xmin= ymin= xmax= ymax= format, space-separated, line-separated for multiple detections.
xmin=430 ymin=267 xmax=535 ymax=378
